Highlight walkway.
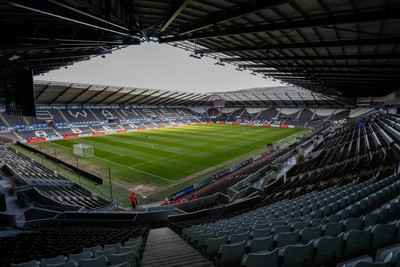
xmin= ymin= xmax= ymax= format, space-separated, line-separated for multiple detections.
xmin=141 ymin=227 xmax=214 ymax=267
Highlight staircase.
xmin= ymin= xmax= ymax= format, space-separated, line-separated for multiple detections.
xmin=58 ymin=110 xmax=70 ymax=124
xmin=141 ymin=228 xmax=214 ymax=267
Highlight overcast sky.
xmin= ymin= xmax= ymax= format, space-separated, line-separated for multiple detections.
xmin=36 ymin=42 xmax=281 ymax=93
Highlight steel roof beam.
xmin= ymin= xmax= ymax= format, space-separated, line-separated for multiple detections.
xmin=144 ymin=91 xmax=180 ymax=105
xmin=160 ymin=0 xmax=192 ymax=32
xmin=109 ymin=88 xmax=137 ymax=105
xmin=94 ymin=87 xmax=127 ymax=105
xmin=49 ymin=84 xmax=72 ymax=105
xmin=240 ymin=63 xmax=400 ymax=69
xmin=178 ymin=0 xmax=292 ymax=35
xmin=159 ymin=6 xmax=400 ymax=43
xmin=67 ymin=85 xmax=92 ymax=105
xmin=221 ymin=54 xmax=400 ymax=62
xmin=196 ymin=37 xmax=400 ymax=54
xmin=8 ymin=1 xmax=134 ymax=36
xmin=258 ymin=70 xmax=400 ymax=75
xmin=35 ymin=81 xmax=51 ymax=100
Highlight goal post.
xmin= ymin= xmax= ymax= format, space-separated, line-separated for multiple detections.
xmin=73 ymin=143 xmax=94 ymax=158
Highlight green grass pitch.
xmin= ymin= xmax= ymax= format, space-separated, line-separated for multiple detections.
xmin=24 ymin=124 xmax=306 ymax=204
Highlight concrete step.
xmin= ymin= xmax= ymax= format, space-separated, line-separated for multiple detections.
xmin=141 ymin=227 xmax=214 ymax=267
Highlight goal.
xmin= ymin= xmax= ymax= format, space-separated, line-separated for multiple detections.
xmin=73 ymin=143 xmax=94 ymax=158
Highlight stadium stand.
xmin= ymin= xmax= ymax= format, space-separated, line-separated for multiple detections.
xmin=1 ymin=1 xmax=400 ymax=267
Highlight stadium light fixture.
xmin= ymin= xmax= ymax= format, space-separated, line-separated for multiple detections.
xmin=214 ymin=61 xmax=225 ymax=66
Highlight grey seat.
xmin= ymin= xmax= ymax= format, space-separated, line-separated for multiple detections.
xmin=247 ymin=235 xmax=274 ymax=253
xmin=313 ymin=233 xmax=344 ymax=264
xmin=229 ymin=231 xmax=251 ymax=244
xmin=68 ymin=251 xmax=92 ymax=266
xmin=82 ymin=245 xmax=102 ymax=256
xmin=291 ymin=221 xmax=309 ymax=231
xmin=275 ymin=229 xmax=299 ymax=248
xmin=323 ymin=222 xmax=343 ymax=237
xmin=94 ymin=247 xmax=117 ymax=261
xmin=327 ymin=214 xmax=342 ymax=223
xmin=104 ymin=243 xmax=122 ymax=253
xmin=363 ymin=213 xmax=379 ymax=228
xmin=46 ymin=261 xmax=77 ymax=267
xmin=252 ymin=228 xmax=271 ymax=238
xmin=122 ymin=242 xmax=141 ymax=257
xmin=195 ymin=232 xmax=215 ymax=250
xmin=375 ymin=243 xmax=400 ymax=262
xmin=110 ymin=251 xmax=136 ymax=267
xmin=279 ymin=241 xmax=313 ymax=267
xmin=336 ymin=255 xmax=373 ymax=267
xmin=80 ymin=256 xmax=108 ymax=267
xmin=371 ymin=224 xmax=396 ymax=248
xmin=41 ymin=256 xmax=66 ymax=267
xmin=217 ymin=240 xmax=246 ymax=267
xmin=343 ymin=228 xmax=371 ymax=255
xmin=343 ymin=216 xmax=364 ymax=231
xmin=300 ymin=226 xmax=322 ymax=244
xmin=272 ymin=224 xmax=291 ymax=235
xmin=203 ymin=235 xmax=227 ymax=258
xmin=10 ymin=261 xmax=39 ymax=267
xmin=241 ymin=248 xmax=279 ymax=267
xmin=310 ymin=217 xmax=326 ymax=227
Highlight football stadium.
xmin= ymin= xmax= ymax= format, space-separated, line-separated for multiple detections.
xmin=1 ymin=1 xmax=400 ymax=267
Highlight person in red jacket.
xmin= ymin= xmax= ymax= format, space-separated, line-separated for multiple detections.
xmin=130 ymin=192 xmax=138 ymax=209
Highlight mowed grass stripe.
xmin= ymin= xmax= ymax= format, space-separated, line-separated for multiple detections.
xmin=41 ymin=125 xmax=305 ymax=183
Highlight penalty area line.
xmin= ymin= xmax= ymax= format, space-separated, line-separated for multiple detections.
xmin=96 ymin=157 xmax=174 ymax=183
xmin=50 ymin=142 xmax=172 ymax=183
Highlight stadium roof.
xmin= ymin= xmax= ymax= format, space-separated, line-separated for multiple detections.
xmin=34 ymin=80 xmax=213 ymax=106
xmin=34 ymin=80 xmax=346 ymax=107
xmin=1 ymin=0 xmax=400 ymax=98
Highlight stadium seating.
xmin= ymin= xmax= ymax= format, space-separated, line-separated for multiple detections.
xmin=2 ymin=112 xmax=400 ymax=267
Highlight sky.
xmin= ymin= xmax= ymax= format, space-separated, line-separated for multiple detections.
xmin=36 ymin=42 xmax=281 ymax=93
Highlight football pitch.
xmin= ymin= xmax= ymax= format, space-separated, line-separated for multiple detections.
xmin=22 ymin=124 xmax=306 ymax=205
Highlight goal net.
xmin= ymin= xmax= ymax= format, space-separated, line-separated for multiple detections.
xmin=73 ymin=143 xmax=94 ymax=158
